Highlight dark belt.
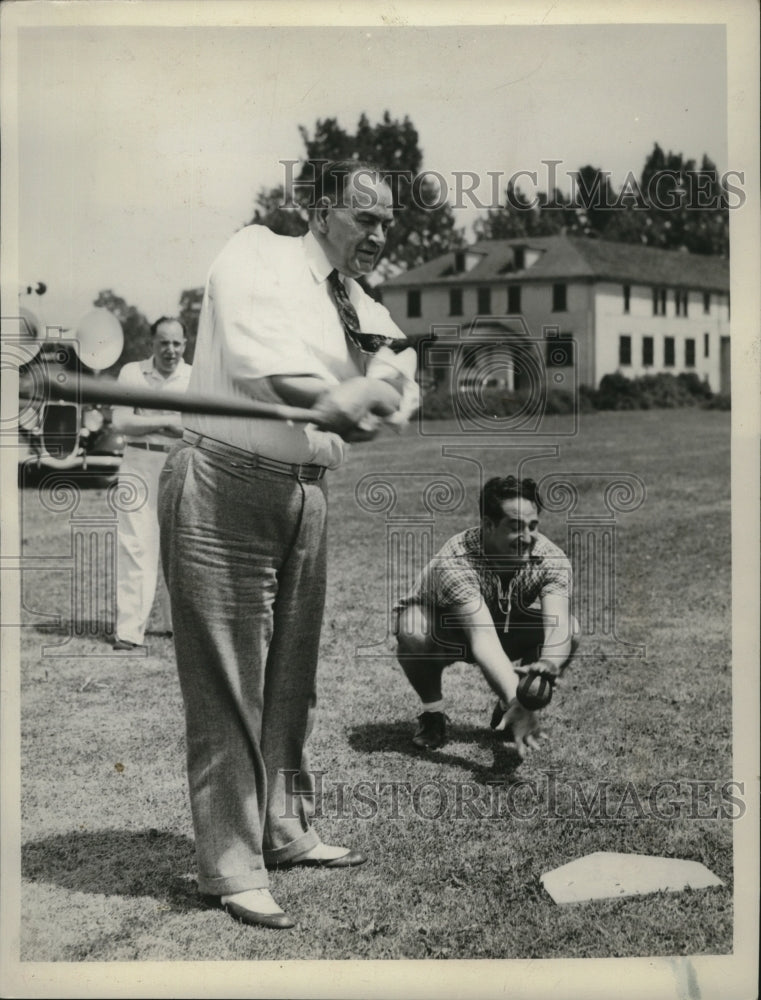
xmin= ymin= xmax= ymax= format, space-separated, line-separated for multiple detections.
xmin=182 ymin=430 xmax=327 ymax=482
xmin=127 ymin=441 xmax=172 ymax=453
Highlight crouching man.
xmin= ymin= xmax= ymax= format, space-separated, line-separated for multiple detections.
xmin=394 ymin=475 xmax=579 ymax=758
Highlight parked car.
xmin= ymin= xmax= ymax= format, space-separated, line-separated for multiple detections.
xmin=17 ymin=308 xmax=125 ymax=488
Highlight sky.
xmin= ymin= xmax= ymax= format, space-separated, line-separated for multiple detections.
xmin=9 ymin=12 xmax=732 ymax=331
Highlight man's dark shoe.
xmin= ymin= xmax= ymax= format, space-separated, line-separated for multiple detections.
xmin=201 ymin=893 xmax=295 ymax=930
xmin=412 ymin=711 xmax=448 ymax=750
xmin=275 ymin=848 xmax=367 ymax=870
xmin=223 ymin=899 xmax=295 ymax=929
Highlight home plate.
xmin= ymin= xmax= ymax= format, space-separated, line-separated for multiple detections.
xmin=540 ymin=852 xmax=724 ymax=904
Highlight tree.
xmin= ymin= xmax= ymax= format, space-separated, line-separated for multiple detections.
xmin=249 ymin=185 xmax=309 ymax=238
xmin=474 ymin=182 xmax=577 ymax=240
xmin=569 ymin=165 xmax=622 ymax=236
xmin=474 ymin=144 xmax=729 ymax=256
xmin=93 ymin=290 xmax=151 ymax=374
xmin=248 ymin=112 xmax=464 ymax=273
xmin=473 ymin=181 xmax=536 ymax=240
xmin=633 ymin=145 xmax=729 ymax=255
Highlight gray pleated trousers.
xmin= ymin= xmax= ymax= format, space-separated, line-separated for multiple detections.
xmin=158 ymin=440 xmax=326 ymax=895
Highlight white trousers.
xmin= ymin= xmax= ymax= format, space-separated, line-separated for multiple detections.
xmin=116 ymin=446 xmax=172 ymax=644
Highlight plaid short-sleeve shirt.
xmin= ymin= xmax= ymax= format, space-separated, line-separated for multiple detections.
xmin=397 ymin=526 xmax=572 ymax=627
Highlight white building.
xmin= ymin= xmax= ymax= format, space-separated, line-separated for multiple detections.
xmin=378 ymin=234 xmax=730 ymax=394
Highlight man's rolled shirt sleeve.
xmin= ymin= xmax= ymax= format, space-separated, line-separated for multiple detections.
xmin=356 ymin=289 xmax=408 ymax=343
xmin=355 ymin=289 xmax=419 ymax=420
xmin=539 ymin=553 xmax=573 ymax=599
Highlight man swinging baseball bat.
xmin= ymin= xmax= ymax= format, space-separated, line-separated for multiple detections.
xmin=21 ymin=162 xmax=418 ymax=931
xmin=151 ymin=160 xmax=418 ymax=932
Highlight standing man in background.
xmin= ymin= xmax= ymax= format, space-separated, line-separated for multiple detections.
xmin=111 ymin=316 xmax=191 ymax=651
xmin=158 ymin=160 xmax=417 ymax=930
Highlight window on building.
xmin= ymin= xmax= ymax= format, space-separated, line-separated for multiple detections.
xmin=704 ymin=332 xmax=710 ymax=358
xmin=477 ymin=287 xmax=491 ymax=314
xmin=675 ymin=290 xmax=689 ymax=317
xmin=407 ymin=289 xmax=421 ymax=318
xmin=703 ymin=292 xmax=711 ymax=314
xmin=619 ymin=335 xmax=632 ymax=366
xmin=685 ymin=339 xmax=696 ymax=367
xmin=642 ymin=336 xmax=654 ymax=366
xmin=545 ymin=331 xmax=574 ymax=367
xmin=664 ymin=336 xmax=675 ymax=367
xmin=652 ymin=287 xmax=667 ymax=316
xmin=660 ymin=289 xmax=667 ymax=315
xmin=623 ymin=285 xmax=631 ymax=314
xmin=552 ymin=283 xmax=567 ymax=312
xmin=449 ymin=288 xmax=463 ymax=316
xmin=507 ymin=285 xmax=521 ymax=313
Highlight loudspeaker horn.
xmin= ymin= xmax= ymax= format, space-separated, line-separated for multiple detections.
xmin=72 ymin=308 xmax=124 ymax=372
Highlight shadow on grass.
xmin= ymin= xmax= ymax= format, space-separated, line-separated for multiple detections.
xmin=27 ymin=622 xmax=173 ymax=647
xmin=21 ymin=829 xmax=203 ymax=912
xmin=347 ymin=720 xmax=524 ymax=783
xmin=27 ymin=621 xmax=114 ymax=640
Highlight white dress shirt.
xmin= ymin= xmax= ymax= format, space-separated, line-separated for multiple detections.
xmin=184 ymin=226 xmax=407 ymax=468
xmin=113 ymin=357 xmax=192 ymax=446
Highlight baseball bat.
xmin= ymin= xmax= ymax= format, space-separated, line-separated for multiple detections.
xmin=19 ymin=370 xmax=319 ymax=425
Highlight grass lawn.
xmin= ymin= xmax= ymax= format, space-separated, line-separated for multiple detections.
xmin=13 ymin=409 xmax=736 ymax=965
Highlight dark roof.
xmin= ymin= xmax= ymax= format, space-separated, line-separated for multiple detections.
xmin=381 ymin=234 xmax=729 ymax=292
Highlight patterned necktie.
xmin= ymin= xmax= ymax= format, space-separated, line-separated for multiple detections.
xmin=327 ymin=269 xmax=410 ymax=355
